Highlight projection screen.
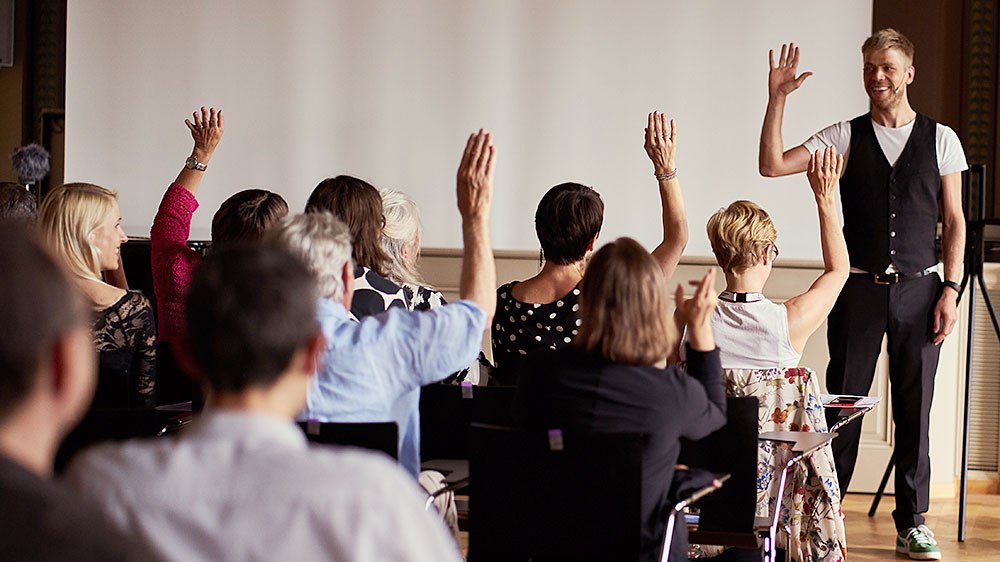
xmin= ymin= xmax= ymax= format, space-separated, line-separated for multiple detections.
xmin=66 ymin=0 xmax=872 ymax=260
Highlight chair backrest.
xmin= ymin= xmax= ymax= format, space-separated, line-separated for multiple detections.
xmin=296 ymin=421 xmax=399 ymax=460
xmin=419 ymin=384 xmax=517 ymax=461
xmin=678 ymin=396 xmax=759 ymax=534
xmin=468 ymin=423 xmax=643 ymax=562
xmin=55 ymin=408 xmax=177 ymax=474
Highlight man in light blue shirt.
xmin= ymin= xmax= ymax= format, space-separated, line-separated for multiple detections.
xmin=271 ymin=130 xmax=498 ymax=477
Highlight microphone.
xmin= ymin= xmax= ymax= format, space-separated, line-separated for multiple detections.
xmin=9 ymin=143 xmax=51 ymax=191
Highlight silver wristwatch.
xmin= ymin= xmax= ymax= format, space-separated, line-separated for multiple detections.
xmin=184 ymin=156 xmax=208 ymax=171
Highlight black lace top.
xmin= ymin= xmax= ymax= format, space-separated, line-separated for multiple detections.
xmin=490 ymin=281 xmax=582 ymax=385
xmin=92 ymin=291 xmax=156 ymax=408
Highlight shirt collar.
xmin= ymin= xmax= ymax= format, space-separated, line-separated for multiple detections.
xmin=317 ymin=298 xmax=350 ymax=320
xmin=185 ymin=409 xmax=308 ymax=450
xmin=719 ymin=291 xmax=766 ymax=303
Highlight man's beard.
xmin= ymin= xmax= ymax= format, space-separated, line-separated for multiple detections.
xmin=869 ymin=77 xmax=906 ymax=110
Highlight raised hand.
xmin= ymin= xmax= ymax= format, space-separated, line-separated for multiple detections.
xmin=768 ymin=43 xmax=813 ymax=98
xmin=806 ymin=146 xmax=844 ymax=204
xmin=644 ymin=111 xmax=676 ymax=175
xmin=184 ymin=106 xmax=224 ymax=162
xmin=675 ymin=268 xmax=717 ymax=352
xmin=457 ymin=129 xmax=496 ymax=221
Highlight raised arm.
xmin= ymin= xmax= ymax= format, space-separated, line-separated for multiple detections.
xmin=932 ymin=171 xmax=966 ymax=344
xmin=784 ymin=147 xmax=849 ymax=352
xmin=759 ymin=43 xmax=813 ymax=177
xmin=174 ymin=107 xmax=224 ymax=195
xmin=456 ymin=129 xmax=498 ymax=325
xmin=645 ymin=112 xmax=688 ymax=280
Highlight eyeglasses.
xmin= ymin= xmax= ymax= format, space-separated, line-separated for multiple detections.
xmin=771 ymin=243 xmax=779 ymax=259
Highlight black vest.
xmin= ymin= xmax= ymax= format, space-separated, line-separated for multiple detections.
xmin=840 ymin=113 xmax=940 ymax=273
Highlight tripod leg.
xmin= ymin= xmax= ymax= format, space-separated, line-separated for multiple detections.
xmin=868 ymin=452 xmax=894 ymax=517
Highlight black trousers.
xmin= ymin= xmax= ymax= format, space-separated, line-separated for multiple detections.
xmin=824 ymin=273 xmax=942 ymax=531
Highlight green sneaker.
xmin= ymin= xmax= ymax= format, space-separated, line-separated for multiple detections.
xmin=896 ymin=525 xmax=941 ymax=560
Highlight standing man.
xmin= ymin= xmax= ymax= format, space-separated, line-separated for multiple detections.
xmin=758 ymin=29 xmax=966 ymax=560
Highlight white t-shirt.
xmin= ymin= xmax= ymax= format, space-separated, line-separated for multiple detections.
xmin=802 ymin=118 xmax=968 ymax=176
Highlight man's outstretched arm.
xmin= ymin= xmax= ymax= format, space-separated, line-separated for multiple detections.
xmin=456 ymin=129 xmax=498 ymax=327
xmin=759 ymin=43 xmax=813 ymax=177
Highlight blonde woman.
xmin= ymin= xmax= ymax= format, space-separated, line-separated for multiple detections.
xmin=40 ymin=183 xmax=156 ymax=408
xmin=681 ymin=146 xmax=849 ymax=366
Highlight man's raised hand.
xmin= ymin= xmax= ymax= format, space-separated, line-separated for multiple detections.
xmin=769 ymin=43 xmax=813 ymax=98
xmin=457 ymin=129 xmax=496 ymax=222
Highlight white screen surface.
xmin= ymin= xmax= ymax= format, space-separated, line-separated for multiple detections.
xmin=66 ymin=0 xmax=871 ymax=260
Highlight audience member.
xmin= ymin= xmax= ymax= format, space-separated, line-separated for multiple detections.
xmin=65 ymin=244 xmax=462 ymax=562
xmin=515 ymin=237 xmax=724 ymax=562
xmin=271 ymin=129 xmax=497 ymax=478
xmin=0 ymin=182 xmax=38 ymax=223
xmin=39 ymin=183 xmax=156 ymax=408
xmin=679 ymin=148 xmax=849 ymax=561
xmin=380 ymin=188 xmax=442 ymax=310
xmin=0 ymin=225 xmax=152 ymax=561
xmin=381 ymin=187 xmax=479 ymax=383
xmin=681 ymin=146 xmax=849 ymax=366
xmin=491 ymin=111 xmax=688 ymax=384
xmin=150 ymin=107 xmax=287 ymax=401
xmin=306 ymin=175 xmax=407 ymax=319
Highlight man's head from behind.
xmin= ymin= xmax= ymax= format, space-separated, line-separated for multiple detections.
xmin=0 ymin=225 xmax=93 ymax=474
xmin=184 ymin=244 xmax=320 ymax=401
xmin=266 ymin=212 xmax=355 ymax=307
xmin=0 ymin=182 xmax=38 ymax=223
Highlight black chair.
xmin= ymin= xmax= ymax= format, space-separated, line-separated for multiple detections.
xmin=468 ymin=423 xmax=645 ymax=562
xmin=679 ymin=397 xmax=765 ymax=550
xmin=296 ymin=421 xmax=398 ymax=460
xmin=55 ymin=407 xmax=180 ymax=474
xmin=419 ymin=384 xmax=516 ymax=461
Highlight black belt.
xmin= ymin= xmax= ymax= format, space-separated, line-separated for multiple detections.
xmin=852 ymin=265 xmax=938 ymax=285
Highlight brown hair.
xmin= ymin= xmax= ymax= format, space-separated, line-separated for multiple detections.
xmin=211 ymin=189 xmax=289 ymax=248
xmin=535 ymin=182 xmax=604 ymax=265
xmin=305 ymin=175 xmax=391 ymax=276
xmin=862 ymin=28 xmax=915 ymax=65
xmin=706 ymin=200 xmax=777 ymax=274
xmin=576 ymin=237 xmax=674 ymax=366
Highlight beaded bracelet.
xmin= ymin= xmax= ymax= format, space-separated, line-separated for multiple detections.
xmin=655 ymin=169 xmax=677 ymax=181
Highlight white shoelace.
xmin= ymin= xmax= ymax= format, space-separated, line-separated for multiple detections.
xmin=908 ymin=525 xmax=937 ymax=546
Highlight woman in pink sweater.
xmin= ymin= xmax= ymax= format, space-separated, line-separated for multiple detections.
xmin=151 ymin=108 xmax=287 ymax=399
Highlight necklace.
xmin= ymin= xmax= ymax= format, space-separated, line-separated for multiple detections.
xmin=719 ymin=291 xmax=765 ymax=303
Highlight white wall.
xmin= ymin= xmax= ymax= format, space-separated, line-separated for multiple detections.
xmin=66 ymin=0 xmax=872 ymax=260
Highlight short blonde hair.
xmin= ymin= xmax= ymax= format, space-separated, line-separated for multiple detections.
xmin=707 ymin=200 xmax=777 ymax=274
xmin=38 ymin=183 xmax=118 ymax=283
xmin=862 ymin=28 xmax=914 ymax=65
xmin=265 ymin=212 xmax=353 ymax=300
xmin=379 ymin=188 xmax=425 ymax=286
xmin=576 ymin=237 xmax=675 ymax=366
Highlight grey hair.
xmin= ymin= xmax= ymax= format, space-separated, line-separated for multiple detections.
xmin=265 ymin=212 xmax=353 ymax=300
xmin=379 ymin=188 xmax=425 ymax=286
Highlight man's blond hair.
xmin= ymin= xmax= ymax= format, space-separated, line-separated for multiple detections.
xmin=707 ymin=200 xmax=778 ymax=274
xmin=862 ymin=28 xmax=914 ymax=66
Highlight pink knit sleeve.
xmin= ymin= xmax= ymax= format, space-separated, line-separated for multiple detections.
xmin=150 ymin=183 xmax=202 ymax=343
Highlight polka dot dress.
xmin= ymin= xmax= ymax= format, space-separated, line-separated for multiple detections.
xmin=490 ymin=281 xmax=582 ymax=385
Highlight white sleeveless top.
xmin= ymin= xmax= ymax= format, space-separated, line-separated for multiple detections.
xmin=680 ymin=292 xmax=802 ymax=369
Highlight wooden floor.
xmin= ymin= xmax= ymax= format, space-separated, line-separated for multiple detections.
xmin=842 ymin=493 xmax=1000 ymax=561
xmin=459 ymin=493 xmax=1000 ymax=559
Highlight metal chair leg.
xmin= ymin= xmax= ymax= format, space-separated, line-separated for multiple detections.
xmin=868 ymin=451 xmax=895 ymax=517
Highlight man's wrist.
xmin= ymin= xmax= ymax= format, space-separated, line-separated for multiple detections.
xmin=941 ymin=280 xmax=961 ymax=296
